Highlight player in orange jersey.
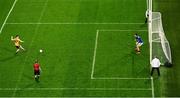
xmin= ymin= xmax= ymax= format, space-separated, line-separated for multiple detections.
xmin=11 ymin=35 xmax=25 ymax=54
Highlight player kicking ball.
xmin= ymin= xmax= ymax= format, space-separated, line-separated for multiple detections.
xmin=134 ymin=34 xmax=143 ymax=54
xmin=11 ymin=35 xmax=25 ymax=54
xmin=33 ymin=60 xmax=41 ymax=81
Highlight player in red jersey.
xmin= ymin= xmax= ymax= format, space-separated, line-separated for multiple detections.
xmin=33 ymin=60 xmax=41 ymax=80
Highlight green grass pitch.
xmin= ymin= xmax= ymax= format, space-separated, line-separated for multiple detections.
xmin=0 ymin=0 xmax=171 ymax=97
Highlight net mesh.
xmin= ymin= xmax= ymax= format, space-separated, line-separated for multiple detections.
xmin=150 ymin=12 xmax=172 ymax=64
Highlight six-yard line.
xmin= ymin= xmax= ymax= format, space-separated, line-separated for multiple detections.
xmin=91 ymin=29 xmax=149 ymax=80
xmin=0 ymin=0 xmax=18 ymax=34
xmin=91 ymin=30 xmax=99 ymax=79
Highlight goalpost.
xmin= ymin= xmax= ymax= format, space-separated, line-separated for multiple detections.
xmin=148 ymin=0 xmax=172 ymax=66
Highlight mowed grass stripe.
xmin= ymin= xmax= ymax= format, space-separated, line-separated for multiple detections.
xmin=0 ymin=87 xmax=152 ymax=91
xmin=12 ymin=0 xmax=49 ymax=96
xmin=5 ymin=22 xmax=145 ymax=25
xmin=1 ymin=89 xmax=152 ymax=97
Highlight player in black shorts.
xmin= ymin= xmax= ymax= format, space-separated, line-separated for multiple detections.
xmin=11 ymin=35 xmax=25 ymax=54
xmin=33 ymin=60 xmax=41 ymax=80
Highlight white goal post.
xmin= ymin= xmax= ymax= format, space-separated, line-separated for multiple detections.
xmin=148 ymin=0 xmax=172 ymax=65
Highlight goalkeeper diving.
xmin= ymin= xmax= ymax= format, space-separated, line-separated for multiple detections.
xmin=134 ymin=33 xmax=143 ymax=54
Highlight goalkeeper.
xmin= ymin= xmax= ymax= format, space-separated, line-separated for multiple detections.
xmin=134 ymin=34 xmax=143 ymax=54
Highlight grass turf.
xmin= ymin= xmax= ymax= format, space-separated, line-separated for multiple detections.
xmin=0 ymin=0 xmax=165 ymax=97
xmin=153 ymin=0 xmax=180 ymax=97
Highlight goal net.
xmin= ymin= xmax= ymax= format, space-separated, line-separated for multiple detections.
xmin=149 ymin=12 xmax=172 ymax=65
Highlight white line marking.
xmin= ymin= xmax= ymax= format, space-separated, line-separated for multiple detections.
xmin=99 ymin=30 xmax=148 ymax=32
xmin=12 ymin=0 xmax=49 ymax=96
xmin=91 ymin=30 xmax=99 ymax=79
xmin=91 ymin=29 xmax=149 ymax=80
xmin=5 ymin=22 xmax=145 ymax=25
xmin=151 ymin=77 xmax=155 ymax=98
xmin=0 ymin=0 xmax=18 ymax=34
xmin=92 ymin=77 xmax=151 ymax=80
xmin=0 ymin=88 xmax=152 ymax=91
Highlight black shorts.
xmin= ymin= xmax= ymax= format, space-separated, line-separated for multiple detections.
xmin=15 ymin=46 xmax=20 ymax=49
xmin=34 ymin=70 xmax=40 ymax=75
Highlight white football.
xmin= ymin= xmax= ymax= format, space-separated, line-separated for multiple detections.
xmin=40 ymin=49 xmax=43 ymax=53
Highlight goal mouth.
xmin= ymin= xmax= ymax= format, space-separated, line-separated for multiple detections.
xmin=150 ymin=12 xmax=172 ymax=65
xmin=148 ymin=0 xmax=172 ymax=66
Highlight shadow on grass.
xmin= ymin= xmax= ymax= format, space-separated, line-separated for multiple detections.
xmin=0 ymin=47 xmax=17 ymax=62
xmin=35 ymin=78 xmax=40 ymax=83
xmin=23 ymin=74 xmax=34 ymax=80
xmin=0 ymin=47 xmax=14 ymax=53
xmin=19 ymin=74 xmax=41 ymax=90
xmin=23 ymin=74 xmax=40 ymax=83
xmin=140 ymin=23 xmax=147 ymax=28
xmin=0 ymin=55 xmax=17 ymax=62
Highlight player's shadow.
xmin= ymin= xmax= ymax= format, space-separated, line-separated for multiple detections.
xmin=0 ymin=47 xmax=14 ymax=52
xmin=23 ymin=74 xmax=34 ymax=80
xmin=0 ymin=55 xmax=17 ymax=62
xmin=22 ymin=81 xmax=41 ymax=90
xmin=23 ymin=82 xmax=35 ymax=89
xmin=20 ymin=74 xmax=41 ymax=90
xmin=140 ymin=23 xmax=147 ymax=28
xmin=0 ymin=47 xmax=17 ymax=62
xmin=23 ymin=74 xmax=40 ymax=83
xmin=35 ymin=78 xmax=40 ymax=83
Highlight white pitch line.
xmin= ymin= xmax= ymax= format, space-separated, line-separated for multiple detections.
xmin=5 ymin=22 xmax=145 ymax=25
xmin=0 ymin=0 xmax=18 ymax=34
xmin=99 ymin=30 xmax=148 ymax=32
xmin=91 ymin=29 xmax=149 ymax=80
xmin=151 ymin=77 xmax=155 ymax=98
xmin=0 ymin=87 xmax=152 ymax=91
xmin=92 ymin=77 xmax=151 ymax=80
xmin=91 ymin=30 xmax=99 ymax=79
